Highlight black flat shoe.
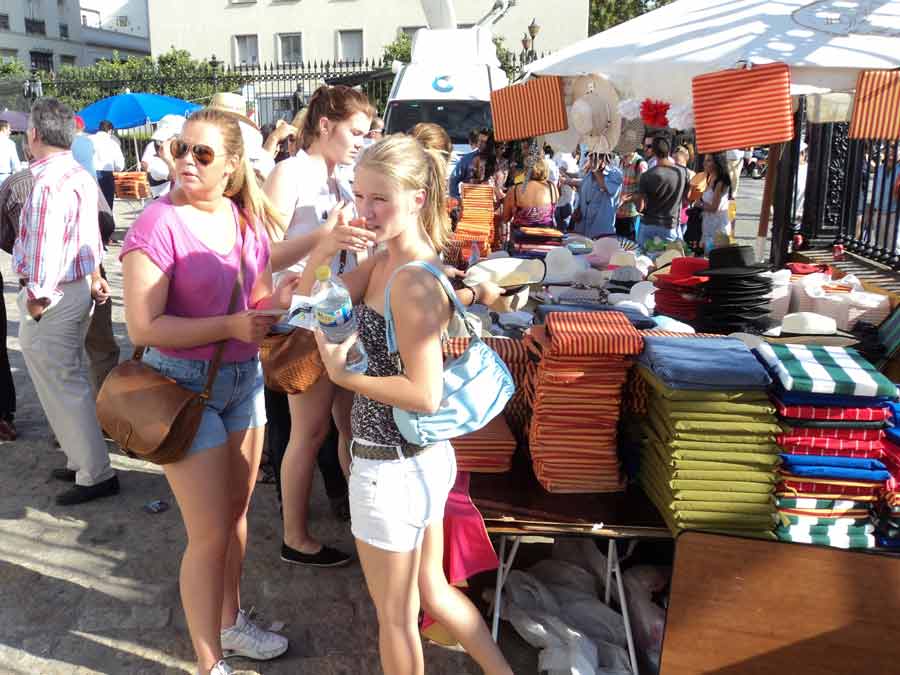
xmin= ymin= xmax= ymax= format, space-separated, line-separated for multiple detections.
xmin=280 ymin=542 xmax=352 ymax=568
xmin=51 ymin=468 xmax=77 ymax=482
xmin=55 ymin=475 xmax=120 ymax=506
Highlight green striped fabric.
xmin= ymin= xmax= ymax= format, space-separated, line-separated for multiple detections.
xmin=755 ymin=343 xmax=898 ymax=398
xmin=775 ymin=497 xmax=867 ymax=511
xmin=878 ymin=306 xmax=900 ymax=365
xmin=780 ymin=514 xmax=871 ymax=527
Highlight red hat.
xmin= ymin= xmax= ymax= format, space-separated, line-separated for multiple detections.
xmin=653 ymin=257 xmax=710 ymax=288
xmin=73 ymin=115 xmax=85 ymax=131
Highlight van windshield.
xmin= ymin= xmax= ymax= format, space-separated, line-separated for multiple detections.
xmin=385 ymin=100 xmax=493 ymax=145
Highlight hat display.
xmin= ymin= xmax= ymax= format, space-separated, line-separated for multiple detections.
xmin=151 ymin=114 xmax=186 ymax=141
xmin=702 ymin=245 xmax=769 ymax=277
xmin=464 ymin=257 xmax=545 ymax=289
xmin=543 ymin=247 xmax=578 ymax=284
xmin=207 ymin=92 xmax=258 ymax=129
xmin=569 ymin=74 xmax=622 ymax=155
xmin=608 ymin=251 xmax=637 ymax=269
xmin=652 ymin=256 xmax=710 ymax=288
xmin=697 ymin=246 xmax=774 ymax=333
xmin=763 ymin=312 xmax=860 ymax=347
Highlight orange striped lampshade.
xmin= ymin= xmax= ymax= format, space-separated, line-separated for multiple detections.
xmin=849 ymin=70 xmax=900 ymax=140
xmin=490 ymin=76 xmax=568 ymax=142
xmin=692 ymin=63 xmax=794 ymax=153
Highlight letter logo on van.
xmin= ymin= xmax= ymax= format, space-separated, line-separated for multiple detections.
xmin=432 ymin=76 xmax=453 ymax=93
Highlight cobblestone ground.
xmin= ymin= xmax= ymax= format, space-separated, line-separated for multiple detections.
xmin=0 ymin=201 xmax=536 ymax=674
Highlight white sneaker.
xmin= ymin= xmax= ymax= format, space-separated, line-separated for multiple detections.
xmin=220 ymin=609 xmax=288 ymax=661
xmin=208 ymin=661 xmax=233 ymax=675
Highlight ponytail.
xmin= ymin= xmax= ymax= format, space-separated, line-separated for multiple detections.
xmin=420 ymin=146 xmax=451 ymax=253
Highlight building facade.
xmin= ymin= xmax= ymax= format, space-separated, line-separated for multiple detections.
xmin=0 ymin=0 xmax=149 ymax=71
xmin=148 ymin=0 xmax=588 ymax=66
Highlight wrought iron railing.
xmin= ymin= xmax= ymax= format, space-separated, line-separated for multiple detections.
xmin=836 ymin=139 xmax=900 ymax=269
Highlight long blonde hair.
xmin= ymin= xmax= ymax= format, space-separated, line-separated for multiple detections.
xmin=357 ymin=134 xmax=451 ymax=253
xmin=187 ymin=108 xmax=284 ymax=239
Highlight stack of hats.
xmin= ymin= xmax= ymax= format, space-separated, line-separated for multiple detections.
xmin=754 ymin=341 xmax=899 ymax=549
xmin=636 ymin=336 xmax=780 ymax=538
xmin=523 ymin=311 xmax=643 ymax=493
xmin=650 ymin=257 xmax=710 ymax=322
xmin=696 ymin=246 xmax=774 ymax=334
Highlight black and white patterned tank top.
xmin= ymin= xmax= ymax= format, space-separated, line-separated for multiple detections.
xmin=350 ymin=304 xmax=406 ymax=445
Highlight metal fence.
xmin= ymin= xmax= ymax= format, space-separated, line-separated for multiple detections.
xmin=836 ymin=139 xmax=900 ymax=268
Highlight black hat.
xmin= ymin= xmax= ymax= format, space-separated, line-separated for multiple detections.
xmin=703 ymin=246 xmax=770 ymax=277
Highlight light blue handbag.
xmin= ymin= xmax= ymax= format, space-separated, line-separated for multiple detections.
xmin=383 ymin=261 xmax=515 ymax=446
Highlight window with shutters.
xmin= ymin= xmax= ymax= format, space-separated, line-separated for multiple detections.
xmin=279 ymin=33 xmax=302 ymax=64
xmin=337 ymin=29 xmax=363 ymax=62
xmin=234 ymin=34 xmax=259 ymax=66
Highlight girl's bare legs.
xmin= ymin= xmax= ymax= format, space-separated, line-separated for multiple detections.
xmin=163 ymin=444 xmax=233 ymax=673
xmin=418 ymin=520 xmax=514 ymax=675
xmin=220 ymin=426 xmax=265 ymax=629
xmin=282 ymin=376 xmax=335 ymax=552
xmin=356 ymin=539 xmax=424 ymax=675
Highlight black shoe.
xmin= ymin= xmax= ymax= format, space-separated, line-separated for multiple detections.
xmin=280 ymin=542 xmax=352 ymax=568
xmin=55 ymin=475 xmax=120 ymax=506
xmin=51 ymin=468 xmax=77 ymax=482
xmin=329 ymin=494 xmax=351 ymax=522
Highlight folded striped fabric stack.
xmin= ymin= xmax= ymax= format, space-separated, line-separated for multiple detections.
xmin=754 ymin=342 xmax=900 ymax=549
xmin=873 ymin=403 xmax=900 ymax=548
xmin=636 ymin=336 xmax=779 ymax=538
xmin=523 ymin=311 xmax=643 ymax=493
xmin=443 ymin=337 xmax=531 ymax=473
xmin=510 ymin=226 xmax=564 ymax=257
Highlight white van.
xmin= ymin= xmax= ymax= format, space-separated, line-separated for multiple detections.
xmin=384 ymin=27 xmax=509 ymax=162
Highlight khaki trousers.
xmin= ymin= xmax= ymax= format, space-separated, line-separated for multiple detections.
xmin=18 ymin=278 xmax=114 ymax=487
xmin=84 ymin=266 xmax=121 ymax=392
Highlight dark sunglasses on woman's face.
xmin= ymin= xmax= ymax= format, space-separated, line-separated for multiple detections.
xmin=170 ymin=139 xmax=216 ymax=166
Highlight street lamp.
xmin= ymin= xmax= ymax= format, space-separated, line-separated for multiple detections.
xmin=522 ymin=18 xmax=541 ymax=64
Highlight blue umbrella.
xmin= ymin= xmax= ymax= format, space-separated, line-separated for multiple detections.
xmin=78 ymin=93 xmax=202 ymax=132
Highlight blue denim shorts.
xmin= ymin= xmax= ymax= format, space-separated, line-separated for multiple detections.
xmin=142 ymin=349 xmax=266 ymax=455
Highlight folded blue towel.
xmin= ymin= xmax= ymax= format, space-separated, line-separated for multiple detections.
xmin=782 ymin=465 xmax=891 ymax=481
xmin=780 ymin=454 xmax=887 ymax=471
xmin=639 ymin=336 xmax=771 ymax=391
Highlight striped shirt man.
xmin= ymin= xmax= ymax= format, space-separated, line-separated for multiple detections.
xmin=13 ymin=151 xmax=103 ymax=308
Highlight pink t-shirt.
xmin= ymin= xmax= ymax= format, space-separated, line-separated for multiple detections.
xmin=120 ymin=195 xmax=270 ymax=363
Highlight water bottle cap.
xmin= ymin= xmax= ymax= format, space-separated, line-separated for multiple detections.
xmin=315 ymin=265 xmax=331 ymax=282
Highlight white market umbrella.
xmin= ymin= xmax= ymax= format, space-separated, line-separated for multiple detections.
xmin=525 ymin=0 xmax=900 ymax=107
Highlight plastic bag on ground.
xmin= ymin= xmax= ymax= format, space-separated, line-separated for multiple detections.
xmin=623 ymin=569 xmax=666 ymax=674
xmin=551 ymin=539 xmax=611 ymax=595
xmin=530 ymin=558 xmax=600 ymax=596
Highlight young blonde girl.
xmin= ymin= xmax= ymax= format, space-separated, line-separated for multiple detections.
xmin=299 ymin=134 xmax=513 ymax=675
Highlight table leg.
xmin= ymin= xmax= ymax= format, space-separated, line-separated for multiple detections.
xmin=490 ymin=535 xmax=522 ymax=642
xmin=608 ymin=540 xmax=640 ymax=675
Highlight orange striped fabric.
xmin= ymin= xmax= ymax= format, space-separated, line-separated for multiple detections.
xmin=850 ymin=70 xmax=900 ymax=140
xmin=545 ymin=311 xmax=643 ymax=356
xmin=692 ymin=63 xmax=794 ymax=154
xmin=491 ymin=76 xmax=567 ymax=142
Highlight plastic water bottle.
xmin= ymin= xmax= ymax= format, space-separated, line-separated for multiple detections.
xmin=313 ymin=265 xmax=368 ymax=374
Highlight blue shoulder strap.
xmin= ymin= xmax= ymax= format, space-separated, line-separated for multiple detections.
xmin=383 ymin=261 xmax=476 ymax=355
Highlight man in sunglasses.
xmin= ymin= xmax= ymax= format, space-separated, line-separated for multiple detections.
xmin=14 ymin=97 xmax=118 ymax=506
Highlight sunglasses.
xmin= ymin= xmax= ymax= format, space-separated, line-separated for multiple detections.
xmin=170 ymin=139 xmax=217 ymax=166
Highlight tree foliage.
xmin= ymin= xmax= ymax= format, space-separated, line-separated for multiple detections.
xmin=589 ymin=0 xmax=673 ymax=35
xmin=0 ymin=60 xmax=26 ymax=77
xmin=40 ymin=49 xmax=249 ymax=113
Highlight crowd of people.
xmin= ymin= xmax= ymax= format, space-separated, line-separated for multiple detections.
xmin=446 ymin=127 xmax=744 ymax=258
xmin=0 ymin=88 xmax=512 ymax=675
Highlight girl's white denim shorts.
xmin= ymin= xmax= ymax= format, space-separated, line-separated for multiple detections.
xmin=348 ymin=439 xmax=457 ymax=553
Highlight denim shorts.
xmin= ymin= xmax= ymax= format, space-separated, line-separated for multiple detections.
xmin=348 ymin=440 xmax=457 ymax=553
xmin=142 ymin=349 xmax=266 ymax=455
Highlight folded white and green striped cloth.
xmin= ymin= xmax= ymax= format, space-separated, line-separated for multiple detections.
xmin=755 ymin=343 xmax=899 ymax=398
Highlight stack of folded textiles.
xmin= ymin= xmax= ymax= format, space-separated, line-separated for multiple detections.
xmin=522 ymin=311 xmax=643 ymax=493
xmin=873 ymin=402 xmax=900 ymax=548
xmin=443 ymin=337 xmax=530 ymax=472
xmin=753 ymin=342 xmax=900 ymax=549
xmin=510 ymin=226 xmax=563 ymax=257
xmin=636 ymin=336 xmax=779 ymax=539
